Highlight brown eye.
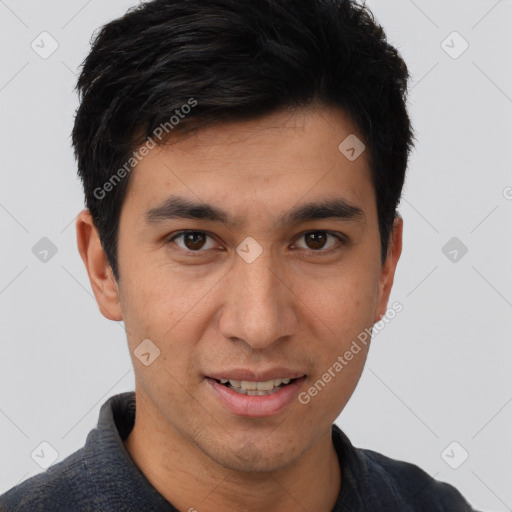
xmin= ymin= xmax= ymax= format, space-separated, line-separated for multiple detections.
xmin=305 ymin=232 xmax=327 ymax=250
xmin=183 ymin=232 xmax=206 ymax=250
xmin=294 ymin=231 xmax=343 ymax=252
xmin=170 ymin=231 xmax=217 ymax=252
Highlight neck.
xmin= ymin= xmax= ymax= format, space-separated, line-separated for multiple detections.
xmin=124 ymin=393 xmax=341 ymax=512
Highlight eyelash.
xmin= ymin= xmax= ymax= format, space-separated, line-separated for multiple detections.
xmin=165 ymin=230 xmax=347 ymax=256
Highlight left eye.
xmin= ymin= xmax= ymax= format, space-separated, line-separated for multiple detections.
xmin=170 ymin=231 xmax=218 ymax=252
xmin=293 ymin=231 xmax=342 ymax=252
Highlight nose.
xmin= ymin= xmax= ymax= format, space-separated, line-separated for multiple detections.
xmin=217 ymin=247 xmax=298 ymax=350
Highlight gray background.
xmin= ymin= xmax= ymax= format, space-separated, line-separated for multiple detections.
xmin=1 ymin=0 xmax=511 ymax=510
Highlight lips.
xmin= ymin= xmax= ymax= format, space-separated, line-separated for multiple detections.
xmin=215 ymin=377 xmax=296 ymax=396
xmin=205 ymin=371 xmax=307 ymax=417
xmin=207 ymin=368 xmax=306 ymax=382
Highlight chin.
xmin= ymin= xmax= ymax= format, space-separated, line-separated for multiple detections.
xmin=202 ymin=437 xmax=299 ymax=474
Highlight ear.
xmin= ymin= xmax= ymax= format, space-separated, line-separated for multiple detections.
xmin=76 ymin=209 xmax=123 ymax=321
xmin=374 ymin=215 xmax=403 ymax=323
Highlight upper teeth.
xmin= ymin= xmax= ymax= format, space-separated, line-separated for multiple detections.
xmin=220 ymin=378 xmax=291 ymax=390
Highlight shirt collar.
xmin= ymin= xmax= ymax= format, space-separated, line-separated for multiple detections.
xmin=82 ymin=391 xmax=178 ymax=510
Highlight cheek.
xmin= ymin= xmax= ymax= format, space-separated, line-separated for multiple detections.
xmin=298 ymin=350 xmax=368 ymax=430
xmin=118 ymin=269 xmax=216 ymax=381
xmin=291 ymin=260 xmax=379 ymax=412
xmin=296 ymin=274 xmax=377 ymax=422
xmin=296 ymin=260 xmax=380 ymax=334
xmin=119 ymin=259 xmax=206 ymax=331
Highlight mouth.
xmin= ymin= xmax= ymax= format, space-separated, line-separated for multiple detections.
xmin=205 ymin=373 xmax=307 ymax=418
xmin=214 ymin=377 xmax=298 ymax=396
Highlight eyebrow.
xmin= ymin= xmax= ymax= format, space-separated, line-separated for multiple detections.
xmin=144 ymin=195 xmax=366 ymax=229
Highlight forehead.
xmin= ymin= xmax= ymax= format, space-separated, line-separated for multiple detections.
xmin=122 ymin=105 xmax=375 ymax=223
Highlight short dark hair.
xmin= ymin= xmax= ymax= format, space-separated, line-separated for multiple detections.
xmin=72 ymin=0 xmax=415 ymax=281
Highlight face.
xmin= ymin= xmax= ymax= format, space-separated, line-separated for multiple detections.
xmin=80 ymin=105 xmax=401 ymax=473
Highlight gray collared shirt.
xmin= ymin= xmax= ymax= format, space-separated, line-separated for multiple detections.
xmin=0 ymin=391 xmax=477 ymax=511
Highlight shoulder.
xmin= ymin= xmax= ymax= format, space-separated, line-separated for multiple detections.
xmin=331 ymin=425 xmax=477 ymax=511
xmin=359 ymin=446 xmax=475 ymax=511
xmin=0 ymin=448 xmax=95 ymax=512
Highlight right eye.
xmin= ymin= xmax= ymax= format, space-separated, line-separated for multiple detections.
xmin=166 ymin=230 xmax=221 ymax=254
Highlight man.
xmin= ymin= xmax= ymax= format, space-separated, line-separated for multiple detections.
xmin=0 ymin=0 xmax=478 ymax=510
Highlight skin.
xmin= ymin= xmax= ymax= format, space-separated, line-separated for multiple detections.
xmin=76 ymin=104 xmax=402 ymax=512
